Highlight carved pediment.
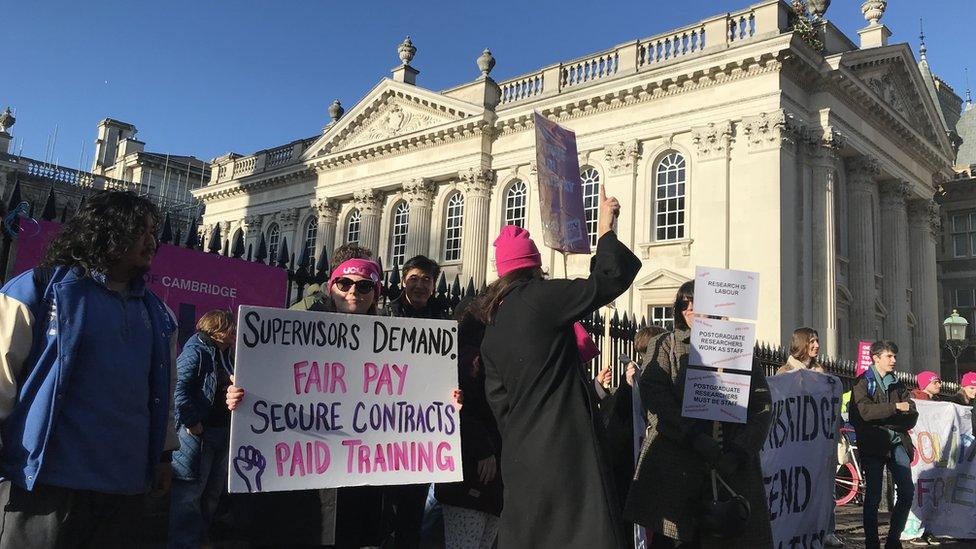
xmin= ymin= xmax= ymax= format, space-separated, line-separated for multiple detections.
xmin=841 ymin=48 xmax=945 ymax=148
xmin=303 ymin=79 xmax=480 ymax=159
xmin=634 ymin=268 xmax=690 ymax=290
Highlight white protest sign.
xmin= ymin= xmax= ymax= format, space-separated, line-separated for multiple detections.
xmin=694 ymin=266 xmax=760 ymax=320
xmin=689 ymin=318 xmax=757 ymax=372
xmin=681 ymin=369 xmax=751 ymax=423
xmin=228 ymin=306 xmax=463 ymax=493
xmin=902 ymin=400 xmax=976 ymax=540
xmin=761 ymin=370 xmax=843 ymax=548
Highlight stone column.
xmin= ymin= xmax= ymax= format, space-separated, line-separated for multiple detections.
xmin=314 ymin=198 xmax=340 ymax=258
xmin=459 ymin=168 xmax=494 ymax=287
xmin=908 ymin=198 xmax=940 ymax=373
xmin=808 ymin=137 xmax=842 ymax=357
xmin=879 ymin=181 xmax=911 ymax=351
xmin=243 ymin=214 xmax=264 ymax=259
xmin=278 ymin=208 xmax=300 ymax=263
xmin=353 ymin=188 xmax=383 ymax=257
xmin=403 ymin=178 xmax=434 ymax=258
xmin=845 ymin=157 xmax=880 ymax=342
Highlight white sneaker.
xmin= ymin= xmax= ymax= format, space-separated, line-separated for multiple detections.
xmin=825 ymin=533 xmax=845 ymax=547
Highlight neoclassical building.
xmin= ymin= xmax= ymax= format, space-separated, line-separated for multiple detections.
xmin=195 ymin=0 xmax=959 ymax=371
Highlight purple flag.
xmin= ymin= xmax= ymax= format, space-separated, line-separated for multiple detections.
xmin=534 ymin=112 xmax=591 ymax=254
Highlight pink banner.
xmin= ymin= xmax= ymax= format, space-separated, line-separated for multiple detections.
xmin=9 ymin=221 xmax=287 ymax=346
xmin=857 ymin=340 xmax=873 ymax=377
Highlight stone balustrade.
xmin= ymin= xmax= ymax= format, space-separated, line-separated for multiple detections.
xmin=214 ymin=138 xmax=312 ymax=184
xmin=497 ymin=0 xmax=786 ymax=107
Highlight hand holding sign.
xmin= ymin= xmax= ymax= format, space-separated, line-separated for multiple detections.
xmin=598 ymin=186 xmax=620 ymax=238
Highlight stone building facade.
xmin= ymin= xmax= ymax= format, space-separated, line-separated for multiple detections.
xmin=194 ymin=0 xmax=958 ymax=371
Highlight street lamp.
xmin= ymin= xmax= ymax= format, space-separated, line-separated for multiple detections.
xmin=943 ymin=309 xmax=970 ymax=383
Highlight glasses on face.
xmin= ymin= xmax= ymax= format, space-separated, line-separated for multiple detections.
xmin=932 ymin=380 xmax=942 ymax=384
xmin=334 ymin=278 xmax=374 ymax=295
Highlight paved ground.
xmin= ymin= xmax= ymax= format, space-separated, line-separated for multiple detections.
xmin=834 ymin=505 xmax=976 ymax=549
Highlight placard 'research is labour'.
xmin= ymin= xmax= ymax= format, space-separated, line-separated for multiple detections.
xmin=693 ymin=266 xmax=760 ymax=320
xmin=228 ymin=306 xmax=462 ymax=493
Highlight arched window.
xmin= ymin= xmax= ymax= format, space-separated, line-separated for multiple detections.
xmin=390 ymin=201 xmax=409 ymax=267
xmin=654 ymin=152 xmax=686 ymax=241
xmin=580 ymin=166 xmax=600 ymax=248
xmin=443 ymin=192 xmax=464 ymax=262
xmin=504 ymin=180 xmax=527 ymax=228
xmin=267 ymin=223 xmax=281 ymax=261
xmin=345 ymin=209 xmax=361 ymax=245
xmin=303 ymin=217 xmax=318 ymax=267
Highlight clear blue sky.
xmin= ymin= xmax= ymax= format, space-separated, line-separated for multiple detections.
xmin=5 ymin=0 xmax=973 ymax=167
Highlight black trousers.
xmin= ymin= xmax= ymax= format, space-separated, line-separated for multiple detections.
xmin=387 ymin=483 xmax=429 ymax=549
xmin=0 ymin=481 xmax=144 ymax=549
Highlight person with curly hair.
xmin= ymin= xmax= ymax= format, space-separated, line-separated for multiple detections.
xmin=0 ymin=191 xmax=179 ymax=547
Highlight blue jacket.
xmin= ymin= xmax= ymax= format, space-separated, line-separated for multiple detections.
xmin=0 ymin=266 xmax=177 ymax=490
xmin=172 ymin=333 xmax=231 ymax=480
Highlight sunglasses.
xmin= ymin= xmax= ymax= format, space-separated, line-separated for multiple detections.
xmin=334 ymin=277 xmax=375 ymax=295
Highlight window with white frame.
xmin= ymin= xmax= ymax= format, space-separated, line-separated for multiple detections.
xmin=267 ymin=223 xmax=281 ymax=262
xmin=650 ymin=305 xmax=674 ymax=330
xmin=504 ymin=180 xmax=527 ymax=228
xmin=580 ymin=166 xmax=600 ymax=247
xmin=654 ymin=152 xmax=686 ymax=241
xmin=303 ymin=217 xmax=318 ymax=267
xmin=390 ymin=201 xmax=409 ymax=266
xmin=950 ymin=210 xmax=976 ymax=258
xmin=345 ymin=209 xmax=361 ymax=245
xmin=443 ymin=192 xmax=464 ymax=262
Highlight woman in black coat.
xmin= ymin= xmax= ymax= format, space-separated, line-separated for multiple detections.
xmin=478 ymin=189 xmax=641 ymax=549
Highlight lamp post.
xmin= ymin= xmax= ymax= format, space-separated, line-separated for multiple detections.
xmin=943 ymin=309 xmax=970 ymax=383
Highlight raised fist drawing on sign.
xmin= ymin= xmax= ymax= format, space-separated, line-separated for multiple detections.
xmin=233 ymin=445 xmax=266 ymax=493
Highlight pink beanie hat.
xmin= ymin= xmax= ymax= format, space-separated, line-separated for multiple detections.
xmin=494 ymin=225 xmax=542 ymax=277
xmin=962 ymin=371 xmax=976 ymax=388
xmin=916 ymin=371 xmax=940 ymax=390
xmin=329 ymin=258 xmax=382 ymax=299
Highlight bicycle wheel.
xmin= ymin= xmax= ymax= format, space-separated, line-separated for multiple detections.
xmin=835 ymin=462 xmax=860 ymax=506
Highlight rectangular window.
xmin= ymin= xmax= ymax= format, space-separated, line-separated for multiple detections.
xmin=950 ymin=211 xmax=976 ymax=258
xmin=650 ymin=305 xmax=674 ymax=331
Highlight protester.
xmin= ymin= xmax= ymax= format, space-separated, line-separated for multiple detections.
xmin=953 ymin=371 xmax=976 ymax=435
xmin=227 ymin=257 xmax=388 ymax=547
xmin=0 ymin=191 xmax=178 ymax=547
xmin=291 ymin=244 xmax=374 ymax=312
xmin=169 ymin=310 xmax=236 ymax=548
xmin=385 ymin=255 xmax=448 ymax=548
xmin=911 ymin=371 xmax=944 ymax=401
xmin=625 ymin=280 xmax=773 ymax=548
xmin=477 ymin=187 xmax=640 ymax=549
xmin=386 ymin=254 xmax=449 ymax=320
xmin=776 ymin=326 xmax=844 ymax=548
xmin=599 ymin=325 xmax=666 ymax=549
xmin=434 ymin=297 xmax=502 ymax=549
xmin=776 ymin=327 xmax=825 ymax=374
xmin=850 ymin=340 xmax=918 ymax=549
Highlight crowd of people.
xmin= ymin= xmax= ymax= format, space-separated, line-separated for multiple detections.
xmin=0 ymin=189 xmax=973 ymax=549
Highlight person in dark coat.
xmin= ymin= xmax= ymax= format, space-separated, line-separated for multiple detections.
xmin=478 ymin=188 xmax=641 ymax=549
xmin=954 ymin=371 xmax=976 ymax=434
xmin=435 ymin=297 xmax=503 ymax=548
xmin=384 ymin=254 xmax=448 ymax=549
xmin=849 ymin=340 xmax=918 ymax=549
xmin=625 ymin=281 xmax=773 ymax=548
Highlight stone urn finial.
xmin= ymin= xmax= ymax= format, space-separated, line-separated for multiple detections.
xmin=861 ymin=0 xmax=887 ymax=26
xmin=398 ymin=36 xmax=416 ymax=66
xmin=806 ymin=0 xmax=830 ymax=21
xmin=477 ymin=48 xmax=496 ymax=77
xmin=0 ymin=107 xmax=15 ymax=134
xmin=328 ymin=99 xmax=344 ymax=122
